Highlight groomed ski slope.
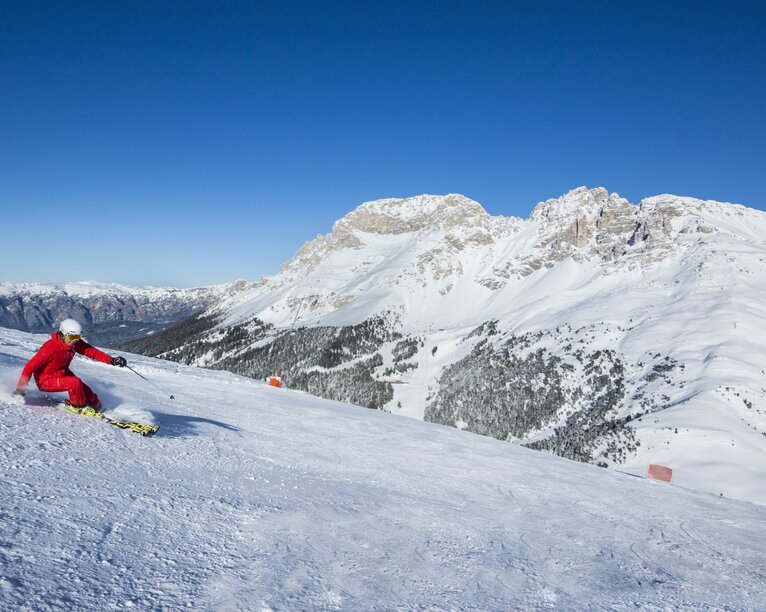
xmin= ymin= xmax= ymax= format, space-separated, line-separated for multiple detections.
xmin=1 ymin=328 xmax=765 ymax=611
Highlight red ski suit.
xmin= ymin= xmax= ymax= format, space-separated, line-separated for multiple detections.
xmin=17 ymin=332 xmax=114 ymax=407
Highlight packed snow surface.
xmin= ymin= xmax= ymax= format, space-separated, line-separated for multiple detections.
xmin=2 ymin=327 xmax=765 ymax=610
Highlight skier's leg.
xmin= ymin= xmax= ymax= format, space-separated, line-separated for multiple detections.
xmin=38 ymin=375 xmax=98 ymax=408
xmin=81 ymin=383 xmax=101 ymax=411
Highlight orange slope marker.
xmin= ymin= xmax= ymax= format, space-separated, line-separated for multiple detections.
xmin=647 ymin=464 xmax=673 ymax=483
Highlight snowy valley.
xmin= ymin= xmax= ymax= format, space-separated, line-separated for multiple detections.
xmin=1 ymin=327 xmax=765 ymax=610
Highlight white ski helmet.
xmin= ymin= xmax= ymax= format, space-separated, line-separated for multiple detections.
xmin=59 ymin=319 xmax=83 ymax=336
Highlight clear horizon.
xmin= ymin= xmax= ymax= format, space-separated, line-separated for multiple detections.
xmin=2 ymin=1 xmax=764 ymax=287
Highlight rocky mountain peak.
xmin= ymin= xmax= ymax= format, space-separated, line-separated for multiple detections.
xmin=337 ymin=193 xmax=490 ymax=236
xmin=282 ymin=194 xmax=492 ymax=276
xmin=522 ymin=187 xmax=726 ymax=270
xmin=530 ymin=186 xmax=630 ymax=224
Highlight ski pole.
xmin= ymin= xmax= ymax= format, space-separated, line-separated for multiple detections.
xmin=126 ymin=364 xmax=175 ymax=399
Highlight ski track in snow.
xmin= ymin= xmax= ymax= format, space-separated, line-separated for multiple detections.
xmin=1 ymin=328 xmax=766 ymax=610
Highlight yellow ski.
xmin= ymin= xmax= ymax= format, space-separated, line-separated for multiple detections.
xmin=36 ymin=395 xmax=160 ymax=437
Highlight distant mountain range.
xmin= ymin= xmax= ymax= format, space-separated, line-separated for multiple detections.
xmin=0 ymin=281 xmax=224 ymax=346
xmin=5 ymin=187 xmax=766 ymax=503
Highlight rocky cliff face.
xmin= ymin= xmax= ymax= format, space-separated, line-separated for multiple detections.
xmin=508 ymin=186 xmax=723 ymax=277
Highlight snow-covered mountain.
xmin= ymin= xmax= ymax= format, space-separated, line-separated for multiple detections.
xmin=1 ymin=327 xmax=765 ymax=609
xmin=121 ymin=187 xmax=766 ymax=505
xmin=207 ymin=187 xmax=762 ymax=328
xmin=0 ymin=281 xmax=226 ymax=346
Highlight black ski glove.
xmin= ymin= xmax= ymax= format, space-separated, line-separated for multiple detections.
xmin=111 ymin=356 xmax=127 ymax=367
xmin=13 ymin=388 xmax=25 ymax=397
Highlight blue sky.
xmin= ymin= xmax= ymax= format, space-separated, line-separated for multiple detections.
xmin=2 ymin=1 xmax=764 ymax=287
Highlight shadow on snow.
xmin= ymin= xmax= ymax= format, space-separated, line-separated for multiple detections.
xmin=151 ymin=411 xmax=240 ymax=438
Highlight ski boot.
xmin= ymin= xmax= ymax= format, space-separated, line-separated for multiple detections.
xmin=64 ymin=399 xmax=102 ymax=416
xmin=64 ymin=400 xmax=84 ymax=414
xmin=79 ymin=405 xmax=102 ymax=418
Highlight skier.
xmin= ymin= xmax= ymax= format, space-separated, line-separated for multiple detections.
xmin=13 ymin=318 xmax=127 ymax=412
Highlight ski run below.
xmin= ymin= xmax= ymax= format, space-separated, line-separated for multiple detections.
xmin=1 ymin=327 xmax=765 ymax=611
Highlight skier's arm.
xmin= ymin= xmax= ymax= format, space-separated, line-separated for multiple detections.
xmin=75 ymin=341 xmax=114 ymax=365
xmin=16 ymin=345 xmax=52 ymax=392
xmin=75 ymin=341 xmax=127 ymax=367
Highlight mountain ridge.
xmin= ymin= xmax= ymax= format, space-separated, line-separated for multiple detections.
xmin=210 ymin=186 xmax=765 ymax=330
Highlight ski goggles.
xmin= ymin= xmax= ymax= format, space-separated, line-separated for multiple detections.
xmin=64 ymin=333 xmax=82 ymax=342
